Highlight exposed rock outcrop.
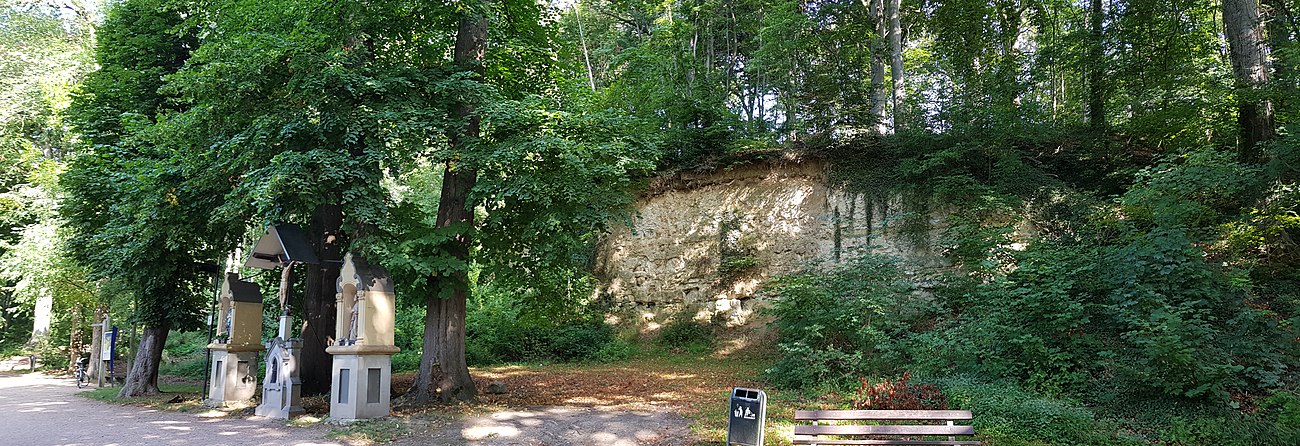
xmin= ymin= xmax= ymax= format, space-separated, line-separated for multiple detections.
xmin=595 ymin=159 xmax=950 ymax=326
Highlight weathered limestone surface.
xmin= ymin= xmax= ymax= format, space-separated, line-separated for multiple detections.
xmin=595 ymin=160 xmax=948 ymax=325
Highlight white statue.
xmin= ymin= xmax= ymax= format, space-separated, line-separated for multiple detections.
xmin=346 ymin=299 xmax=360 ymax=345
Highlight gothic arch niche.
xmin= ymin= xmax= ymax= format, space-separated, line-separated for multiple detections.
xmin=327 ymin=252 xmax=399 ymax=421
xmin=336 ymin=257 xmax=362 ymax=346
xmin=205 ymin=273 xmax=264 ymax=407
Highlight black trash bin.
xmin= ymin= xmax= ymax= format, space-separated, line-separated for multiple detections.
xmin=726 ymin=387 xmax=766 ymax=446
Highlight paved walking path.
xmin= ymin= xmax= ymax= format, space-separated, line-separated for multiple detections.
xmin=0 ymin=372 xmax=341 ymax=446
xmin=0 ymin=372 xmax=693 ymax=446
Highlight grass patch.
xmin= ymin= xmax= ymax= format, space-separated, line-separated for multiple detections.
xmin=326 ymin=418 xmax=411 ymax=445
xmin=79 ymin=383 xmax=210 ymax=413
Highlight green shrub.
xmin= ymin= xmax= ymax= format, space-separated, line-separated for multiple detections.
xmin=762 ymin=253 xmax=927 ymax=388
xmin=655 ymin=313 xmax=715 ymax=354
xmin=393 ymin=303 xmax=426 ymax=353
xmin=159 ymin=330 xmax=212 ymax=380
xmin=391 ymin=350 xmax=420 ymax=372
xmin=592 ymin=338 xmax=638 ymax=363
xmin=550 ymin=322 xmax=615 ymax=361
xmin=159 ymin=356 xmax=208 ymax=381
xmin=934 ymin=375 xmax=1134 ymax=446
xmin=465 ymin=288 xmax=621 ymax=365
xmin=1261 ymin=390 xmax=1300 ymax=432
xmin=1100 ymin=398 xmax=1300 ymax=446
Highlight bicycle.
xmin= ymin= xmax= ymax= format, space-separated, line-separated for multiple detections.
xmin=74 ymin=357 xmax=90 ymax=389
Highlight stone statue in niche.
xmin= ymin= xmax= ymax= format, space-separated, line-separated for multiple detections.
xmin=346 ymin=298 xmax=359 ymax=345
xmin=327 ymin=252 xmax=399 ymax=421
xmin=206 ymin=273 xmax=264 ymax=408
xmin=223 ymin=310 xmax=232 ymax=339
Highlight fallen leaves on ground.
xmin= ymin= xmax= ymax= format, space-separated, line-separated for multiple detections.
xmin=392 ymin=354 xmax=770 ymax=415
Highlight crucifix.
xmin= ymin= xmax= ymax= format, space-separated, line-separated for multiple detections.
xmin=246 ymin=223 xmax=317 ymax=419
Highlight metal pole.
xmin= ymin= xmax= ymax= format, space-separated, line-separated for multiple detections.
xmin=108 ymin=326 xmax=116 ymax=384
xmin=202 ymin=271 xmax=219 ymax=401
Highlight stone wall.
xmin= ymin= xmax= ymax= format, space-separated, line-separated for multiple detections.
xmin=594 ymin=159 xmax=951 ymax=326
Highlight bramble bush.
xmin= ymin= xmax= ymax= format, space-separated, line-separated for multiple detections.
xmin=853 ymin=371 xmax=947 ymax=410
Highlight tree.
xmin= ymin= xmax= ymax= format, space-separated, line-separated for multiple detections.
xmin=0 ymin=0 xmax=97 ymax=356
xmin=1224 ymin=0 xmax=1276 ymax=160
xmin=414 ymin=1 xmax=489 ymax=404
xmin=62 ymin=0 xmax=212 ymax=397
xmin=886 ymin=0 xmax=906 ymax=131
xmin=157 ymin=0 xmax=470 ymax=395
xmin=1087 ymin=0 xmax=1106 ymax=129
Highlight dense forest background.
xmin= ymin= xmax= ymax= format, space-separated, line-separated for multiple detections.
xmin=3 ymin=0 xmax=1300 ymax=443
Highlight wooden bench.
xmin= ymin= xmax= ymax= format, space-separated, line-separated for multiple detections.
xmin=793 ymin=410 xmax=981 ymax=445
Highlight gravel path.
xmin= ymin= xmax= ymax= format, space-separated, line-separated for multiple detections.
xmin=0 ymin=372 xmax=693 ymax=445
xmin=0 ymin=372 xmax=341 ymax=446
xmin=391 ymin=406 xmax=692 ymax=446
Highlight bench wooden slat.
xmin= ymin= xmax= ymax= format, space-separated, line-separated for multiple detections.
xmin=795 ymin=425 xmax=976 ymax=436
xmin=792 ymin=438 xmax=980 ymax=445
xmin=795 ymin=410 xmax=974 ymax=421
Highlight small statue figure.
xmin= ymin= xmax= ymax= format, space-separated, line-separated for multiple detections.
xmin=346 ymin=299 xmax=360 ymax=345
xmin=223 ymin=310 xmax=233 ymax=340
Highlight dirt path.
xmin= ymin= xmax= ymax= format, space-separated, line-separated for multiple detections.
xmin=391 ymin=406 xmax=690 ymax=446
xmin=0 ymin=372 xmax=694 ymax=445
xmin=0 ymin=372 xmax=342 ymax=446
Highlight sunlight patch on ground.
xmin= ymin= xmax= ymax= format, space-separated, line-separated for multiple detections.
xmin=462 ymin=424 xmax=522 ymax=440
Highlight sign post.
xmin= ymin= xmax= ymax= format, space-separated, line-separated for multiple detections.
xmin=98 ymin=317 xmax=111 ymax=387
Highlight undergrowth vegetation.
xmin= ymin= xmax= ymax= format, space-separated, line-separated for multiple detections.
xmin=764 ymin=131 xmax=1300 ymax=445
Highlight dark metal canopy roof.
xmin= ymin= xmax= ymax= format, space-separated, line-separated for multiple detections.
xmin=244 ymin=223 xmax=319 ymax=269
xmin=225 ymin=272 xmax=263 ymax=303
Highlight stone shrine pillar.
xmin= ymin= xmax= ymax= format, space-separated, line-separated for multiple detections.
xmin=255 ymin=336 xmax=304 ymax=418
xmin=206 ymin=273 xmax=264 ymax=407
xmin=326 ymin=253 xmax=399 ymax=422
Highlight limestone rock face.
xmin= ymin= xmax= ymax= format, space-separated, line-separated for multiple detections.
xmin=595 ymin=160 xmax=948 ymax=326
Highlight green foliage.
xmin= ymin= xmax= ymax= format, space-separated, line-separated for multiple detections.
xmin=1260 ymin=391 xmax=1300 ymax=431
xmin=391 ymin=350 xmax=421 ymax=373
xmin=1103 ymin=399 xmax=1300 ymax=446
xmin=654 ymin=313 xmax=716 ymax=354
xmin=61 ymin=0 xmax=216 ymax=332
xmin=464 ymin=287 xmax=620 ymax=365
xmin=1121 ymin=148 xmax=1265 ymax=228
xmin=935 ymin=376 xmax=1136 ymax=446
xmin=159 ymin=330 xmax=209 ymax=381
xmin=762 ymin=253 xmax=924 ymax=388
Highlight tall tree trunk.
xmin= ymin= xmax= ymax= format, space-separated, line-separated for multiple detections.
xmin=67 ymin=305 xmax=85 ymax=371
xmin=574 ymin=2 xmax=596 ymax=92
xmin=87 ymin=306 xmax=105 ymax=378
xmin=1224 ymin=0 xmax=1275 ymax=161
xmin=886 ymin=0 xmax=906 ymax=131
xmin=422 ymin=4 xmax=488 ymax=405
xmin=300 ymin=203 xmax=343 ymax=396
xmin=1263 ymin=0 xmax=1294 ymax=109
xmin=866 ymin=0 xmax=888 ymax=134
xmin=118 ymin=323 xmax=169 ymax=397
xmin=1088 ymin=0 xmax=1106 ymax=129
xmin=410 ymin=276 xmax=445 ymax=403
xmin=29 ymin=289 xmax=52 ymax=345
